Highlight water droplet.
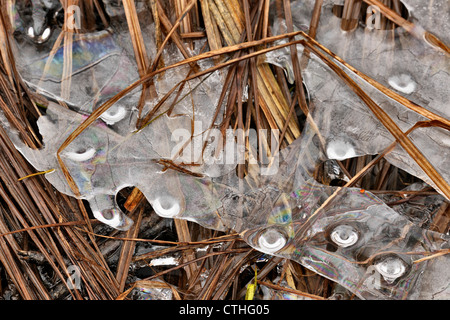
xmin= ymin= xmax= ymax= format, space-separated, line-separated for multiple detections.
xmin=153 ymin=196 xmax=181 ymax=218
xmin=388 ymin=74 xmax=417 ymax=94
xmin=258 ymin=228 xmax=287 ymax=253
xmin=374 ymin=256 xmax=406 ymax=283
xmin=330 ymin=224 xmax=358 ymax=247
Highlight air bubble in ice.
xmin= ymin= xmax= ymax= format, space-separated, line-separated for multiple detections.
xmin=152 ymin=196 xmax=181 ymax=218
xmin=27 ymin=27 xmax=34 ymax=38
xmin=374 ymin=256 xmax=406 ymax=283
xmin=258 ymin=228 xmax=287 ymax=253
xmin=93 ymin=207 xmax=129 ymax=230
xmin=326 ymin=140 xmax=356 ymax=160
xmin=64 ymin=148 xmax=96 ymax=162
xmin=100 ymin=106 xmax=127 ymax=125
xmin=388 ymin=74 xmax=417 ymax=94
xmin=330 ymin=225 xmax=358 ymax=247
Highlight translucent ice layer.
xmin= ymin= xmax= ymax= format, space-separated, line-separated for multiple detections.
xmin=10 ymin=0 xmax=153 ymax=132
xmin=220 ymin=126 xmax=450 ymax=300
xmin=3 ymin=0 xmax=449 ymax=300
xmin=265 ymin=0 xmax=450 ymax=197
xmin=3 ymin=101 xmax=449 ymax=299
xmin=2 ymin=101 xmax=235 ymax=231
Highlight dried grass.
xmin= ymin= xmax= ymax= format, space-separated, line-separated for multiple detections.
xmin=0 ymin=0 xmax=448 ymax=301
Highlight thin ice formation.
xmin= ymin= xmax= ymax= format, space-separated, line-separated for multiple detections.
xmin=10 ymin=0 xmax=230 ymax=158
xmin=10 ymin=0 xmax=152 ymax=133
xmin=1 ymin=101 xmax=235 ymax=231
xmin=2 ymin=102 xmax=449 ymax=299
xmin=265 ymin=0 xmax=450 ymax=197
xmin=302 ymin=52 xmax=450 ymax=195
xmin=2 ymin=0 xmax=449 ymax=300
xmin=222 ymin=126 xmax=450 ymax=300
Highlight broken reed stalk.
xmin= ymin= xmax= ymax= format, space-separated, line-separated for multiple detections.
xmin=308 ymin=0 xmax=324 ymax=39
xmin=123 ymin=0 xmax=150 ymax=72
xmin=242 ymin=0 xmax=263 ymax=159
xmin=174 ymin=218 xmax=201 ymax=291
xmin=282 ymin=0 xmax=309 ymax=119
xmin=61 ymin=0 xmax=79 ymax=101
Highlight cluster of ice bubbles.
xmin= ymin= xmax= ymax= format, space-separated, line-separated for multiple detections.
xmin=1 ymin=0 xmax=449 ymax=300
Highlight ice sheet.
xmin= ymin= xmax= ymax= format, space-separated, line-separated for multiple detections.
xmin=265 ymin=0 xmax=450 ymax=198
xmin=3 ymin=0 xmax=449 ymax=300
